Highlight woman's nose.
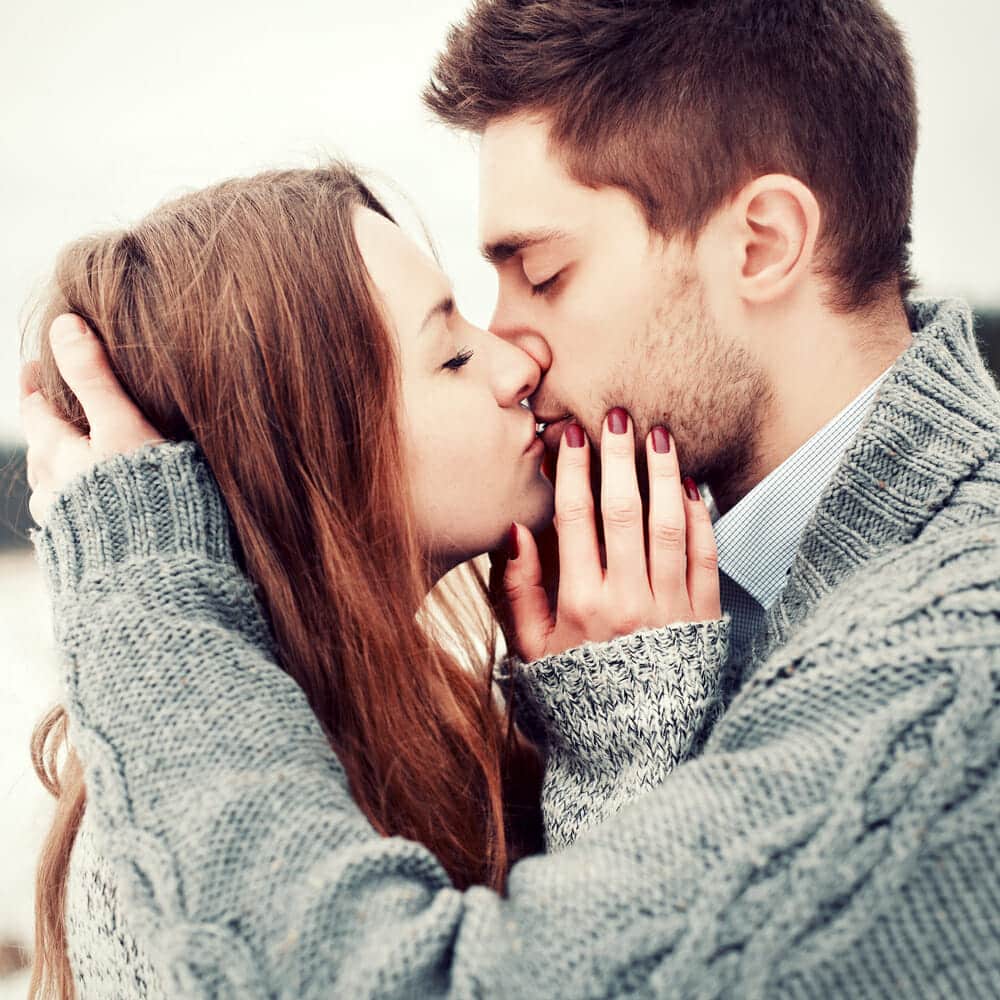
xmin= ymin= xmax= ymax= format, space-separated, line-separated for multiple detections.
xmin=488 ymin=300 xmax=553 ymax=375
xmin=486 ymin=330 xmax=542 ymax=408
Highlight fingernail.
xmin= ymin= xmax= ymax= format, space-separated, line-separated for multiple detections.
xmin=683 ymin=477 xmax=700 ymax=501
xmin=607 ymin=408 xmax=628 ymax=435
xmin=564 ymin=422 xmax=585 ymax=448
xmin=51 ymin=315 xmax=84 ymax=344
xmin=652 ymin=426 xmax=670 ymax=454
xmin=507 ymin=523 xmax=520 ymax=560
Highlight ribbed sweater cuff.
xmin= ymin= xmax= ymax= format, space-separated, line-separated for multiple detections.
xmin=33 ymin=441 xmax=235 ymax=597
xmin=504 ymin=619 xmax=730 ymax=764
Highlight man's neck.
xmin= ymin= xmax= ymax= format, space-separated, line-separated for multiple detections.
xmin=710 ymin=299 xmax=913 ymax=515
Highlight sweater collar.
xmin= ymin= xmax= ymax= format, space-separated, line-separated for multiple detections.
xmin=753 ymin=298 xmax=1000 ymax=668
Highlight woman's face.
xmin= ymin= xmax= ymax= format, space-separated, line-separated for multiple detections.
xmin=354 ymin=207 xmax=554 ymax=574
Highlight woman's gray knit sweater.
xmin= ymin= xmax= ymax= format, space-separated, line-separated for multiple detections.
xmin=37 ymin=299 xmax=999 ymax=998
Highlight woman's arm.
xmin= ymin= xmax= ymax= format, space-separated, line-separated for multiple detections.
xmin=501 ymin=618 xmax=729 ymax=850
xmin=39 ymin=444 xmax=736 ymax=997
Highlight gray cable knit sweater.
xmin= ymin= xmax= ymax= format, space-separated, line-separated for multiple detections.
xmin=64 ymin=618 xmax=731 ymax=998
xmin=38 ymin=299 xmax=999 ymax=998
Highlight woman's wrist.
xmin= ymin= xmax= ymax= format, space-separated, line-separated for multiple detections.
xmin=506 ymin=618 xmax=730 ymax=767
xmin=33 ymin=440 xmax=235 ymax=597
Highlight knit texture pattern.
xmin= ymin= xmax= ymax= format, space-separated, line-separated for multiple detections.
xmin=501 ymin=621 xmax=730 ymax=850
xmin=35 ymin=298 xmax=1000 ymax=998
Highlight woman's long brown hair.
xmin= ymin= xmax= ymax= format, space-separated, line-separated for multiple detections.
xmin=25 ymin=165 xmax=543 ymax=999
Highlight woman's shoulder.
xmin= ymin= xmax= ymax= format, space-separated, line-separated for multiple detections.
xmin=66 ymin=811 xmax=166 ymax=1000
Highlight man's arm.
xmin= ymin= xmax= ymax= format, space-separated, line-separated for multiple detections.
xmin=24 ymin=318 xmax=999 ymax=998
xmin=39 ymin=442 xmax=1000 ymax=998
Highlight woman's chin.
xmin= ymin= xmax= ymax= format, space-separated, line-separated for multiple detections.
xmin=509 ymin=479 xmax=555 ymax=538
xmin=522 ymin=491 xmax=555 ymax=535
xmin=427 ymin=487 xmax=556 ymax=578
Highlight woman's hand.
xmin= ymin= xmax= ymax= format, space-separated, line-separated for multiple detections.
xmin=19 ymin=315 xmax=164 ymax=526
xmin=503 ymin=409 xmax=721 ymax=661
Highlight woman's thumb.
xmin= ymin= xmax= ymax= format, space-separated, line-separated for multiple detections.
xmin=503 ymin=524 xmax=553 ymax=661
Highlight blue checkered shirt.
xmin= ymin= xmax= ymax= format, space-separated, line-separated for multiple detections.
xmin=708 ymin=368 xmax=893 ymax=662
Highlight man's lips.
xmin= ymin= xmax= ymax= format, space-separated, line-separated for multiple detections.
xmin=538 ymin=416 xmax=572 ymax=452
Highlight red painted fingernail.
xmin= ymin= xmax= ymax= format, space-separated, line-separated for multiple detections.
xmin=683 ymin=477 xmax=700 ymax=501
xmin=564 ymin=422 xmax=585 ymax=448
xmin=607 ymin=408 xmax=628 ymax=434
xmin=507 ymin=523 xmax=520 ymax=559
xmin=652 ymin=426 xmax=670 ymax=454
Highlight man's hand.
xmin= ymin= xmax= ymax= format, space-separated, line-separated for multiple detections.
xmin=19 ymin=314 xmax=165 ymax=526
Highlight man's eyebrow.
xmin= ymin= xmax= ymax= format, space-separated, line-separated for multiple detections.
xmin=480 ymin=228 xmax=570 ymax=266
xmin=419 ymin=295 xmax=454 ymax=335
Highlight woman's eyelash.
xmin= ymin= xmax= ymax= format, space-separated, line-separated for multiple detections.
xmin=530 ymin=272 xmax=561 ymax=297
xmin=442 ymin=347 xmax=474 ymax=371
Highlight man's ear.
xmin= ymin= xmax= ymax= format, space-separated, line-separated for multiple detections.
xmin=733 ymin=174 xmax=820 ymax=304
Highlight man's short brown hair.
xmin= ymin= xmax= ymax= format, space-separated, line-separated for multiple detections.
xmin=424 ymin=0 xmax=918 ymax=312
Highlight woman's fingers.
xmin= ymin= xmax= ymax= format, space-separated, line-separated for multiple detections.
xmin=600 ymin=408 xmax=647 ymax=596
xmin=48 ymin=315 xmax=162 ymax=453
xmin=19 ymin=387 xmax=88 ymax=526
xmin=28 ymin=489 xmax=58 ymax=529
xmin=19 ymin=375 xmax=87 ymax=463
xmin=553 ymin=422 xmax=602 ymax=595
xmin=502 ymin=524 xmax=554 ymax=661
xmin=645 ymin=426 xmax=689 ymax=617
xmin=20 ymin=359 xmax=89 ymax=526
xmin=19 ymin=314 xmax=166 ymax=526
xmin=682 ymin=477 xmax=722 ymax=620
xmin=18 ymin=360 xmax=41 ymax=399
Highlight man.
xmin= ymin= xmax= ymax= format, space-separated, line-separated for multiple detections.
xmin=424 ymin=0 xmax=925 ymax=681
xmin=22 ymin=1 xmax=999 ymax=996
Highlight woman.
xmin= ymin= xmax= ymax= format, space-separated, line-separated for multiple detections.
xmin=22 ymin=163 xmax=727 ymax=998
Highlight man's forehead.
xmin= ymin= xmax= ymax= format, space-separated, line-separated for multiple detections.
xmin=477 ymin=115 xmax=581 ymax=244
xmin=479 ymin=114 xmax=554 ymax=174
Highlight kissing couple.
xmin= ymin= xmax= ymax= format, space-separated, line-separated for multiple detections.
xmin=20 ymin=1 xmax=999 ymax=998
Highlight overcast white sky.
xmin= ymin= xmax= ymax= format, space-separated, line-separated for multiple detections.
xmin=1 ymin=0 xmax=998 ymax=442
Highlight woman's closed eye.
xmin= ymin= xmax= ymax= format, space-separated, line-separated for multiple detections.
xmin=441 ymin=347 xmax=474 ymax=371
xmin=529 ymin=271 xmax=562 ymax=297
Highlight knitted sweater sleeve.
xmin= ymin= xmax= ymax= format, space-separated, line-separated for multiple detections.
xmin=499 ymin=619 xmax=729 ymax=851
xmin=38 ymin=443 xmax=1000 ymax=999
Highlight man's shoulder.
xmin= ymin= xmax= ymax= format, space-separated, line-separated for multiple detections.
xmin=724 ymin=519 xmax=998 ymax=755
xmin=923 ymin=433 xmax=1000 ymax=538
xmin=800 ymin=517 xmax=999 ymax=662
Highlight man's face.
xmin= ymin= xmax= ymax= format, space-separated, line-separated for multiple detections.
xmin=479 ymin=115 xmax=768 ymax=485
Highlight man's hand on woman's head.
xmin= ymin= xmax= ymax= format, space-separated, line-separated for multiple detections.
xmin=502 ymin=409 xmax=721 ymax=662
xmin=19 ymin=314 xmax=165 ymax=527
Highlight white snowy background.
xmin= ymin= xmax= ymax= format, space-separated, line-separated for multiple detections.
xmin=1 ymin=1 xmax=998 ymax=993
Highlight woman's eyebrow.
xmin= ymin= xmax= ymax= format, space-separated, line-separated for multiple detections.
xmin=480 ymin=228 xmax=570 ymax=266
xmin=418 ymin=296 xmax=455 ymax=335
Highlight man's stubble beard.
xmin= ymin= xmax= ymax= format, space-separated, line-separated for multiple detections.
xmin=603 ymin=269 xmax=774 ymax=510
